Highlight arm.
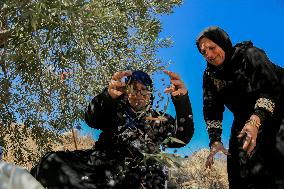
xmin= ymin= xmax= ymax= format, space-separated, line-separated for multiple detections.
xmin=237 ymin=47 xmax=282 ymax=154
xmin=84 ymin=88 xmax=120 ymax=131
xmin=203 ymin=70 xmax=229 ymax=168
xmin=85 ymin=70 xmax=132 ymax=130
xmin=203 ymin=70 xmax=225 ymax=147
xmin=167 ymin=92 xmax=194 ymax=148
xmin=246 ymin=47 xmax=280 ymax=124
xmin=163 ymin=70 xmax=194 ymax=148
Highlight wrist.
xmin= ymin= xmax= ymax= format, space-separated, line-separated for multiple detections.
xmin=250 ymin=114 xmax=261 ymax=123
xmin=212 ymin=141 xmax=222 ymax=146
xmin=209 ymin=139 xmax=222 ymax=148
xmin=246 ymin=116 xmax=261 ymax=130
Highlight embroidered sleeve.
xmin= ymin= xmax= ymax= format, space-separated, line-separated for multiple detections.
xmin=254 ymin=98 xmax=275 ymax=114
xmin=206 ymin=120 xmax=222 ymax=130
xmin=206 ymin=120 xmax=222 ymax=147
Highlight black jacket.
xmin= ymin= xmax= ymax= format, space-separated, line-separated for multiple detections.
xmin=85 ymin=88 xmax=194 ymax=157
xmin=203 ymin=41 xmax=284 ymax=146
xmin=31 ymin=89 xmax=194 ymax=189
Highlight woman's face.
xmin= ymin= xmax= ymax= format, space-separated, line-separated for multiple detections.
xmin=127 ymin=81 xmax=151 ymax=111
xmin=199 ymin=37 xmax=225 ymax=66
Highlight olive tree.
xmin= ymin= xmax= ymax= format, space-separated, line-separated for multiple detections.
xmin=0 ymin=0 xmax=182 ymax=165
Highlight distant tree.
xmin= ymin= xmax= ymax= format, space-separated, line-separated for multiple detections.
xmin=0 ymin=0 xmax=182 ymax=165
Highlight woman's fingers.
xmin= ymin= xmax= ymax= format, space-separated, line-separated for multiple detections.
xmin=237 ymin=128 xmax=246 ymax=139
xmin=205 ymin=154 xmax=214 ymax=169
xmin=171 ymin=89 xmax=187 ymax=96
xmin=205 ymin=142 xmax=230 ymax=169
xmin=108 ymin=79 xmax=126 ymax=99
xmin=164 ymin=87 xmax=174 ymax=94
xmin=112 ymin=70 xmax=132 ymax=81
xmin=221 ymin=148 xmax=230 ymax=156
xmin=108 ymin=88 xmax=123 ymax=97
xmin=242 ymin=134 xmax=251 ymax=151
xmin=108 ymin=70 xmax=132 ymax=99
xmin=247 ymin=139 xmax=256 ymax=155
xmin=163 ymin=70 xmax=180 ymax=80
xmin=165 ymin=86 xmax=187 ymax=96
xmin=163 ymin=70 xmax=187 ymax=96
xmin=164 ymin=81 xmax=187 ymax=96
xmin=213 ymin=143 xmax=230 ymax=156
xmin=109 ymin=79 xmax=126 ymax=88
xmin=206 ymin=152 xmax=214 ymax=169
xmin=237 ymin=124 xmax=258 ymax=154
xmin=171 ymin=91 xmax=180 ymax=96
xmin=170 ymin=79 xmax=184 ymax=87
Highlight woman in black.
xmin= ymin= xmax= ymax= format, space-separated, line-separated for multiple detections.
xmin=196 ymin=26 xmax=284 ymax=189
xmin=31 ymin=70 xmax=194 ymax=189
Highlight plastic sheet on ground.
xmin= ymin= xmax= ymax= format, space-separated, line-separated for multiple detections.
xmin=0 ymin=161 xmax=44 ymax=189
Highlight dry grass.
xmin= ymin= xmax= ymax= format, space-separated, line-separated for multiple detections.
xmin=168 ymin=149 xmax=228 ymax=189
xmin=1 ymin=124 xmax=95 ymax=170
xmin=1 ymin=125 xmax=228 ymax=188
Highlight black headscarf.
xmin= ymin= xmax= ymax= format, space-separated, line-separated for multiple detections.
xmin=196 ymin=26 xmax=234 ymax=69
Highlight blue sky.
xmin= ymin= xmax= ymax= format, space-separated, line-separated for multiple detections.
xmin=154 ymin=0 xmax=284 ymax=156
xmin=82 ymin=0 xmax=284 ymax=156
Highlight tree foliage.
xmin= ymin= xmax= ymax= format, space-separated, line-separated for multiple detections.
xmin=0 ymin=0 xmax=182 ymax=164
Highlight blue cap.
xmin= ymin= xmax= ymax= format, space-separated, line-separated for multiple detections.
xmin=125 ymin=70 xmax=153 ymax=90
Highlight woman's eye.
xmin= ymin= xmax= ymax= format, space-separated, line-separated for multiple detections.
xmin=209 ymin=46 xmax=215 ymax=50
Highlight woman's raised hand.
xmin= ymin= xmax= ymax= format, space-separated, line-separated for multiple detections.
xmin=108 ymin=70 xmax=132 ymax=99
xmin=164 ymin=70 xmax=187 ymax=96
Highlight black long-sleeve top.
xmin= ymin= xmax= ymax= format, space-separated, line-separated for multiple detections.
xmin=203 ymin=41 xmax=284 ymax=146
xmin=85 ymin=88 xmax=194 ymax=155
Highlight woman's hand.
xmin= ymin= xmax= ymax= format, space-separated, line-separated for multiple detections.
xmin=163 ymin=70 xmax=187 ymax=96
xmin=108 ymin=70 xmax=132 ymax=99
xmin=205 ymin=141 xmax=229 ymax=169
xmin=237 ymin=115 xmax=260 ymax=155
